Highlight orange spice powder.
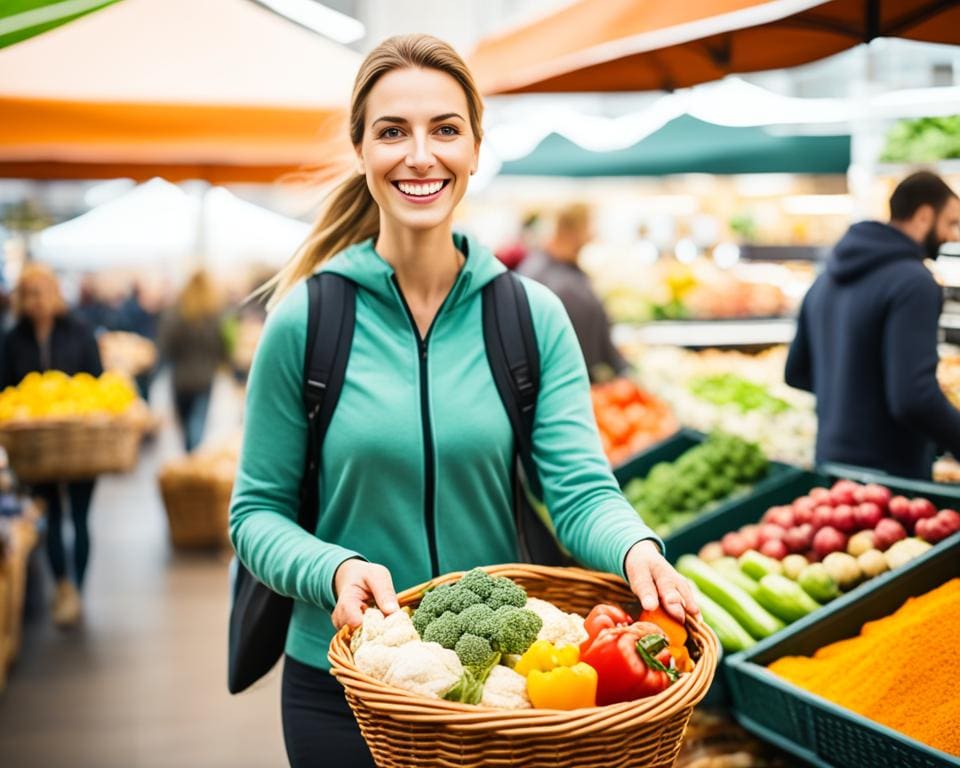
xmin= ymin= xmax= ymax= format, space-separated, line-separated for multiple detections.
xmin=768 ymin=578 xmax=960 ymax=757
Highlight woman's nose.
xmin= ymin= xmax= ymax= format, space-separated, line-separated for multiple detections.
xmin=405 ymin=135 xmax=435 ymax=171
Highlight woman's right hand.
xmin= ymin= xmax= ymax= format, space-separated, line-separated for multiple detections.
xmin=331 ymin=559 xmax=399 ymax=630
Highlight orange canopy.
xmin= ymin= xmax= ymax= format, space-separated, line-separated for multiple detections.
xmin=0 ymin=0 xmax=358 ymax=182
xmin=470 ymin=0 xmax=960 ymax=94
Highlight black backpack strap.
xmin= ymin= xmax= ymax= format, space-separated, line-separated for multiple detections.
xmin=300 ymin=272 xmax=356 ymax=533
xmin=482 ymin=272 xmax=542 ymax=500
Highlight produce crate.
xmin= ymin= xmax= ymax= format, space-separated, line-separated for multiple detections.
xmin=725 ymin=536 xmax=960 ymax=768
xmin=158 ymin=472 xmax=233 ymax=549
xmin=613 ymin=428 xmax=803 ymax=547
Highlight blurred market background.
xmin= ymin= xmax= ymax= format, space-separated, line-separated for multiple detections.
xmin=1 ymin=1 xmax=960 ymax=766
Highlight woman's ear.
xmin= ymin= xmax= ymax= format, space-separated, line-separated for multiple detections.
xmin=354 ymin=146 xmax=365 ymax=175
xmin=471 ymin=141 xmax=480 ymax=175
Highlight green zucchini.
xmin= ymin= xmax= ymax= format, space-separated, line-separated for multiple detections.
xmin=712 ymin=557 xmax=762 ymax=598
xmin=755 ymin=574 xmax=822 ymax=623
xmin=738 ymin=550 xmax=782 ymax=581
xmin=689 ymin=585 xmax=755 ymax=653
xmin=677 ymin=555 xmax=785 ymax=640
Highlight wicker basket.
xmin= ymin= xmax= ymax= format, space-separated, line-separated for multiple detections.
xmin=158 ymin=472 xmax=233 ymax=549
xmin=0 ymin=416 xmax=141 ymax=483
xmin=329 ymin=564 xmax=719 ymax=768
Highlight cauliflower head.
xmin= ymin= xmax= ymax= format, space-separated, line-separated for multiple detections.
xmin=480 ymin=665 xmax=531 ymax=710
xmin=524 ymin=597 xmax=588 ymax=647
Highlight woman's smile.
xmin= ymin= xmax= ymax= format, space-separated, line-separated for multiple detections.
xmin=391 ymin=178 xmax=451 ymax=204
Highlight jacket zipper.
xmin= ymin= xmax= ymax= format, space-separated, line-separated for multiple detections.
xmin=391 ymin=275 xmax=458 ymax=579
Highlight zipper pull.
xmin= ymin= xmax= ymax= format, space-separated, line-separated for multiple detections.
xmin=419 ymin=340 xmax=427 ymax=360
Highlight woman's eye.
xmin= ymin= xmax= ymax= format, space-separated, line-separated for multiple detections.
xmin=379 ymin=127 xmax=403 ymax=139
xmin=437 ymin=125 xmax=460 ymax=136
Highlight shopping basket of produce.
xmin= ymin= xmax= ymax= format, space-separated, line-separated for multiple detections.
xmin=329 ymin=564 xmax=718 ymax=768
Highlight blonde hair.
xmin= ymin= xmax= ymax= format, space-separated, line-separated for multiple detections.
xmin=13 ymin=263 xmax=67 ymax=317
xmin=265 ymin=34 xmax=484 ymax=309
xmin=555 ymin=203 xmax=591 ymax=236
xmin=176 ymin=270 xmax=221 ymax=322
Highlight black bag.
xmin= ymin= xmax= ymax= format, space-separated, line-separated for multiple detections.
xmin=227 ymin=273 xmax=355 ymax=694
xmin=228 ymin=269 xmax=568 ymax=694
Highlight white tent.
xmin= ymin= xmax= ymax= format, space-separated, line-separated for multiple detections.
xmin=35 ymin=179 xmax=310 ymax=272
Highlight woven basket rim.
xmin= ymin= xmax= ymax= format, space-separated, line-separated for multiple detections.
xmin=329 ymin=563 xmax=718 ymax=735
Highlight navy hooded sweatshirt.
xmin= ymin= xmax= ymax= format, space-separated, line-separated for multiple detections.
xmin=785 ymin=221 xmax=960 ymax=480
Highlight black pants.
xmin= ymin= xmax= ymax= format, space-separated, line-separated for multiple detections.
xmin=281 ymin=656 xmax=375 ymax=768
xmin=35 ymin=480 xmax=96 ymax=588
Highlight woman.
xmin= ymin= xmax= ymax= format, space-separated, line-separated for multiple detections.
xmin=158 ymin=270 xmax=226 ymax=452
xmin=1 ymin=264 xmax=103 ymax=628
xmin=230 ymin=35 xmax=699 ymax=768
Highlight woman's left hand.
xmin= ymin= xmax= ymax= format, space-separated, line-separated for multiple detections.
xmin=625 ymin=539 xmax=700 ymax=624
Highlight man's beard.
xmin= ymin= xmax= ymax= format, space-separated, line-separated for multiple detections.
xmin=924 ymin=224 xmax=943 ymax=260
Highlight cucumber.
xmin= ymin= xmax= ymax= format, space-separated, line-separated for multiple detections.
xmin=712 ymin=557 xmax=761 ymax=598
xmin=690 ymin=585 xmax=755 ymax=653
xmin=738 ymin=550 xmax=783 ymax=581
xmin=677 ymin=555 xmax=785 ymax=640
xmin=755 ymin=574 xmax=822 ymax=623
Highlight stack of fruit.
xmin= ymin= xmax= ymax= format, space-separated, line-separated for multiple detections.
xmin=590 ymin=379 xmax=677 ymax=466
xmin=681 ymin=479 xmax=960 ymax=651
xmin=0 ymin=370 xmax=139 ymax=424
xmin=621 ymin=432 xmax=769 ymax=536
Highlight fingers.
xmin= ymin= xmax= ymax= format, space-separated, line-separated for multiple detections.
xmin=628 ymin=560 xmax=659 ymax=612
xmin=331 ymin=583 xmax=367 ymax=630
xmin=650 ymin=560 xmax=699 ymax=624
xmin=365 ymin=564 xmax=399 ymax=614
xmin=676 ymin=576 xmax=700 ymax=618
xmin=331 ymin=561 xmax=399 ymax=631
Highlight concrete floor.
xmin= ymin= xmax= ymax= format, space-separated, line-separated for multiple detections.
xmin=0 ymin=374 xmax=286 ymax=768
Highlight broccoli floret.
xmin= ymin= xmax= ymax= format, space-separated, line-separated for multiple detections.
xmin=458 ymin=568 xmax=497 ymax=599
xmin=421 ymin=611 xmax=464 ymax=650
xmin=447 ymin=587 xmax=483 ymax=614
xmin=484 ymin=578 xmax=527 ymax=610
xmin=418 ymin=584 xmax=454 ymax=616
xmin=454 ymin=633 xmax=498 ymax=669
xmin=411 ymin=606 xmax=434 ymax=637
xmin=458 ymin=602 xmax=495 ymax=633
xmin=493 ymin=607 xmax=542 ymax=655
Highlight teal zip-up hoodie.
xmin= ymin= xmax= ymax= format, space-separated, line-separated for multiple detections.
xmin=230 ymin=232 xmax=660 ymax=670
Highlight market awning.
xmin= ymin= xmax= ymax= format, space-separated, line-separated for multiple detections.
xmin=0 ymin=0 xmax=359 ymax=182
xmin=470 ymin=0 xmax=960 ymax=94
xmin=498 ymin=116 xmax=851 ymax=176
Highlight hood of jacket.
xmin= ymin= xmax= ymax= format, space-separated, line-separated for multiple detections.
xmin=319 ymin=231 xmax=505 ymax=306
xmin=827 ymin=221 xmax=924 ymax=284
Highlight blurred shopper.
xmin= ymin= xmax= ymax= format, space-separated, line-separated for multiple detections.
xmin=158 ymin=270 xmax=226 ymax=452
xmin=786 ymin=171 xmax=960 ymax=479
xmin=494 ymin=210 xmax=540 ymax=270
xmin=518 ymin=203 xmax=629 ymax=381
xmin=0 ymin=264 xmax=102 ymax=628
xmin=117 ymin=281 xmax=161 ymax=400
xmin=230 ymin=35 xmax=696 ymax=768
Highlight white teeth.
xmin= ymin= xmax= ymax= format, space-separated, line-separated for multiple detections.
xmin=398 ymin=181 xmax=445 ymax=196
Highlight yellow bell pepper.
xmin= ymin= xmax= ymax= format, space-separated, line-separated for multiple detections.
xmin=515 ymin=640 xmax=597 ymax=710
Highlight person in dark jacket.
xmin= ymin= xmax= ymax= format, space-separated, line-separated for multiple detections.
xmin=158 ymin=270 xmax=226 ymax=452
xmin=0 ymin=264 xmax=103 ymax=628
xmin=518 ymin=203 xmax=629 ymax=382
xmin=786 ymin=171 xmax=960 ymax=479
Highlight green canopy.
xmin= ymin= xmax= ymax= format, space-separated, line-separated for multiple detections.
xmin=499 ymin=115 xmax=850 ymax=177
xmin=0 ymin=0 xmax=118 ymax=49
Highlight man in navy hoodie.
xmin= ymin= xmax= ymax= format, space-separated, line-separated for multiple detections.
xmin=786 ymin=172 xmax=960 ymax=479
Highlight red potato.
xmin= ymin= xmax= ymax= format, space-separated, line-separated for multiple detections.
xmin=873 ymin=518 xmax=907 ymax=551
xmin=722 ymin=531 xmax=751 ymax=558
xmin=783 ymin=524 xmax=814 ymax=554
xmin=792 ymin=496 xmax=816 ymax=524
xmin=909 ymin=498 xmax=936 ymax=525
xmin=916 ymin=509 xmax=960 ymax=544
xmin=888 ymin=496 xmax=912 ymax=527
xmin=813 ymin=505 xmax=835 ymax=530
xmin=757 ymin=523 xmax=787 ymax=544
xmin=739 ymin=524 xmax=761 ymax=551
xmin=809 ymin=487 xmax=832 ymax=504
xmin=831 ymin=504 xmax=857 ymax=533
xmin=861 ymin=483 xmax=892 ymax=510
xmin=829 ymin=481 xmax=859 ymax=507
xmin=854 ymin=502 xmax=883 ymax=530
xmin=764 ymin=506 xmax=796 ymax=529
xmin=812 ymin=526 xmax=848 ymax=558
xmin=760 ymin=539 xmax=789 ymax=560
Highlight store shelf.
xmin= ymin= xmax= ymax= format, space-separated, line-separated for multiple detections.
xmin=614 ymin=318 xmax=797 ymax=348
xmin=739 ymin=245 xmax=830 ymax=262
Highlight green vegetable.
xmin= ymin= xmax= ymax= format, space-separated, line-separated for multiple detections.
xmin=485 ymin=578 xmax=528 ymax=610
xmin=797 ymin=564 xmax=841 ymax=603
xmin=689 ymin=373 xmax=792 ymax=414
xmin=454 ymin=633 xmax=498 ymax=668
xmin=422 ymin=611 xmax=463 ymax=649
xmin=755 ymin=574 xmax=822 ymax=623
xmin=689 ymin=585 xmax=756 ymax=653
xmin=712 ymin=557 xmax=762 ymax=598
xmin=739 ymin=551 xmax=783 ymax=581
xmin=442 ymin=652 xmax=502 ymax=705
xmin=491 ymin=606 xmax=542 ymax=655
xmin=677 ymin=555 xmax=785 ymax=640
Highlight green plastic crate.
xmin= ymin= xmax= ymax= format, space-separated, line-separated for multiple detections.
xmin=726 ymin=536 xmax=960 ymax=768
xmin=612 ymin=428 xmax=802 ymax=546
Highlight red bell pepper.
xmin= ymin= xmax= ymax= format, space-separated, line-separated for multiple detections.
xmin=580 ymin=625 xmax=679 ymax=705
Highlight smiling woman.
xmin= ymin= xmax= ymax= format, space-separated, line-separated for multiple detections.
xmin=231 ymin=34 xmax=698 ymax=768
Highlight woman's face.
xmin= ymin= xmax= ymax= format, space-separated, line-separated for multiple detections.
xmin=19 ymin=276 xmax=60 ymax=322
xmin=357 ymin=67 xmax=479 ymax=234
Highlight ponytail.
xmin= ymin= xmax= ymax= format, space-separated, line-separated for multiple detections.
xmin=263 ymin=173 xmax=379 ymax=310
